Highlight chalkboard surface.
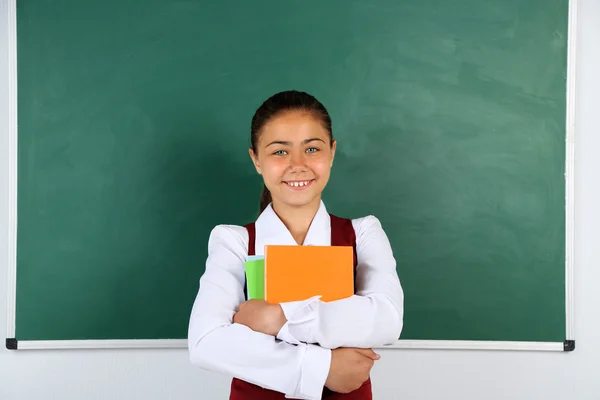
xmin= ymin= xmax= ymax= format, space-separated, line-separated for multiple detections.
xmin=12 ymin=0 xmax=569 ymax=346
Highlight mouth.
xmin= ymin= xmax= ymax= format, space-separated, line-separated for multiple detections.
xmin=283 ymin=179 xmax=315 ymax=190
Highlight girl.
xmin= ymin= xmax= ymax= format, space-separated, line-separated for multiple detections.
xmin=188 ymin=90 xmax=404 ymax=399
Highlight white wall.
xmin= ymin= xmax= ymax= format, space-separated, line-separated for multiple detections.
xmin=1 ymin=0 xmax=599 ymax=399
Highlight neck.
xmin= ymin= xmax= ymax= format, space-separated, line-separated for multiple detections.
xmin=271 ymin=197 xmax=321 ymax=245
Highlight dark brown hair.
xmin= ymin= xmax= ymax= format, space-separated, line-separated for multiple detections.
xmin=250 ymin=90 xmax=333 ymax=213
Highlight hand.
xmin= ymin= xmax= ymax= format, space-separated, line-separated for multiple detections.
xmin=233 ymin=299 xmax=287 ymax=336
xmin=325 ymin=348 xmax=379 ymax=394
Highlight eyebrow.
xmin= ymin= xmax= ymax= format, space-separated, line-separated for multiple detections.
xmin=265 ymin=138 xmax=326 ymax=147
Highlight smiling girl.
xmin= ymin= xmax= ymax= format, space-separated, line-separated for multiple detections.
xmin=188 ymin=90 xmax=404 ymax=399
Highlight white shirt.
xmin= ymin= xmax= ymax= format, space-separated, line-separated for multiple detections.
xmin=188 ymin=201 xmax=404 ymax=400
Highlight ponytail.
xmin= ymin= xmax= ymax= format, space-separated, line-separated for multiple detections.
xmin=259 ymin=184 xmax=272 ymax=214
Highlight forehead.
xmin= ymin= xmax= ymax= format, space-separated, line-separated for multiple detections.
xmin=259 ymin=111 xmax=329 ymax=144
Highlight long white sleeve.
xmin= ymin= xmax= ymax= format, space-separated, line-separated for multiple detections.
xmin=188 ymin=225 xmax=331 ymax=400
xmin=275 ymin=216 xmax=404 ymax=349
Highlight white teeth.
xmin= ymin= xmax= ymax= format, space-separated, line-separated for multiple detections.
xmin=288 ymin=181 xmax=310 ymax=187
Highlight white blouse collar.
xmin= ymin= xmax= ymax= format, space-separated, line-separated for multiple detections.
xmin=253 ymin=200 xmax=332 ymax=256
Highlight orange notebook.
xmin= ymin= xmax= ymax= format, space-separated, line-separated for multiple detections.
xmin=264 ymin=245 xmax=354 ymax=304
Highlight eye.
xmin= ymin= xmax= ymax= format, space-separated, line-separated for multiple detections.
xmin=273 ymin=149 xmax=287 ymax=156
xmin=306 ymin=147 xmax=319 ymax=153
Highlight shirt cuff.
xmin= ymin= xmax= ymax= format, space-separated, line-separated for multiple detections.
xmin=286 ymin=344 xmax=331 ymax=400
xmin=276 ymin=296 xmax=321 ymax=345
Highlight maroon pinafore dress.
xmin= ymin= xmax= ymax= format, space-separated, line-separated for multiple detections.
xmin=229 ymin=214 xmax=373 ymax=399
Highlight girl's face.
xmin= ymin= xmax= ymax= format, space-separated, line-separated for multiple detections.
xmin=249 ymin=110 xmax=336 ymax=211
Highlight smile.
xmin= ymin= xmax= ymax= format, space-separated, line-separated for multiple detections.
xmin=284 ymin=180 xmax=314 ymax=189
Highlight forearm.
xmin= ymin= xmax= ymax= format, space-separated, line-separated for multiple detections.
xmin=189 ymin=321 xmax=331 ymax=399
xmin=277 ymin=294 xmax=403 ymax=349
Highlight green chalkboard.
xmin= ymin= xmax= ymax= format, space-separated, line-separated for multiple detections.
xmin=11 ymin=0 xmax=570 ymax=348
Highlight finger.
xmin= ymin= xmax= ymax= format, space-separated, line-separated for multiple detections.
xmin=355 ymin=348 xmax=380 ymax=360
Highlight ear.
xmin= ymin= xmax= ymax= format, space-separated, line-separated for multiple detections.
xmin=330 ymin=139 xmax=337 ymax=167
xmin=249 ymin=148 xmax=262 ymax=175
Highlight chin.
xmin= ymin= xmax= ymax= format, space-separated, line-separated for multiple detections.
xmin=280 ymin=194 xmax=321 ymax=209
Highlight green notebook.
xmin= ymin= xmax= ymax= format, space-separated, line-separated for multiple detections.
xmin=244 ymin=256 xmax=264 ymax=300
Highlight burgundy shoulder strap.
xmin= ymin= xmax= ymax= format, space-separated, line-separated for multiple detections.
xmin=244 ymin=222 xmax=256 ymax=256
xmin=329 ymin=214 xmax=358 ymax=296
xmin=243 ymin=223 xmax=256 ymax=299
xmin=329 ymin=213 xmax=357 ymax=267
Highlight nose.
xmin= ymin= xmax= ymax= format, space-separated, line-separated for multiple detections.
xmin=289 ymin=151 xmax=307 ymax=170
